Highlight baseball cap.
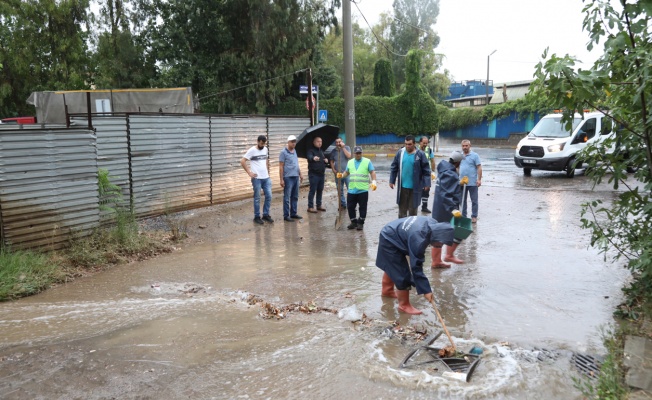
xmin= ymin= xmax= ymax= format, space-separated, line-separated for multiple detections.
xmin=287 ymin=135 xmax=297 ymax=142
xmin=450 ymin=150 xmax=464 ymax=163
xmin=353 ymin=146 xmax=363 ymax=153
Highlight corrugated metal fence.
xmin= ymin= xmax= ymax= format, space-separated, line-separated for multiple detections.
xmin=0 ymin=114 xmax=309 ymax=250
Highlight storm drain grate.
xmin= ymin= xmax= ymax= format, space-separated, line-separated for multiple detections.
xmin=572 ymin=353 xmax=602 ymax=379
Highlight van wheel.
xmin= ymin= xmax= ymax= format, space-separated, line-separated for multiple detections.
xmin=566 ymin=157 xmax=576 ymax=178
xmin=523 ymin=168 xmax=532 ymax=176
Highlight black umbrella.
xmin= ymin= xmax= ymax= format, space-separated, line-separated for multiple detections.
xmin=295 ymin=123 xmax=340 ymax=159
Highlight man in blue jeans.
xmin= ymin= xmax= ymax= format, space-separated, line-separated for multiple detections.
xmin=279 ymin=135 xmax=304 ymax=222
xmin=241 ymin=135 xmax=274 ymax=225
xmin=460 ymin=139 xmax=482 ymax=223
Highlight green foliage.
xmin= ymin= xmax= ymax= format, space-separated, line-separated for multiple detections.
xmin=573 ymin=327 xmax=629 ymax=399
xmin=141 ymin=0 xmax=340 ymax=114
xmin=0 ymin=248 xmax=63 ymax=301
xmin=270 ymin=52 xmax=439 ymax=136
xmin=98 ymin=168 xmax=124 ymax=215
xmin=532 ymin=0 xmax=652 ymax=319
xmin=0 ymin=0 xmax=92 ymax=116
xmin=374 ymin=59 xmax=395 ymax=97
xmin=390 ymin=0 xmax=441 ymax=90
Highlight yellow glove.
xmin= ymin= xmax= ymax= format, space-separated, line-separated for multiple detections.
xmin=452 ymin=209 xmax=462 ymax=218
xmin=371 ymin=180 xmax=377 ymax=191
xmin=460 ymin=176 xmax=469 ymax=185
xmin=336 ymin=172 xmax=343 ymax=179
xmin=431 ymin=172 xmax=436 ymax=180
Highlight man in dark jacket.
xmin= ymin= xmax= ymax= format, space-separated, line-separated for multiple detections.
xmin=389 ymin=135 xmax=431 ymax=218
xmin=306 ymin=136 xmax=329 ymax=213
xmin=376 ymin=216 xmax=454 ymax=315
xmin=431 ymin=150 xmax=465 ymax=267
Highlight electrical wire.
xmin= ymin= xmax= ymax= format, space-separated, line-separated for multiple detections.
xmin=350 ymin=0 xmax=409 ymax=57
xmin=162 ymin=68 xmax=310 ymax=110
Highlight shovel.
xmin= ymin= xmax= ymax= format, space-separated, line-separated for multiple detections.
xmin=335 ymin=176 xmax=344 ymax=230
xmin=429 ymin=298 xmax=456 ymax=353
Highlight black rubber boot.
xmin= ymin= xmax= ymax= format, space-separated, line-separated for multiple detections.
xmin=347 ymin=219 xmax=358 ymax=230
xmin=356 ymin=219 xmax=364 ymax=230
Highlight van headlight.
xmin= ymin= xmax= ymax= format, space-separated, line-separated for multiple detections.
xmin=547 ymin=143 xmax=565 ymax=152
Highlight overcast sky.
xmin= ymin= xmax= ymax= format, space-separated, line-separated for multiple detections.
xmin=350 ymin=0 xmax=598 ymax=85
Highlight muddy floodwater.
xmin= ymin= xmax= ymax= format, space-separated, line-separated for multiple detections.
xmin=0 ymin=147 xmax=630 ymax=399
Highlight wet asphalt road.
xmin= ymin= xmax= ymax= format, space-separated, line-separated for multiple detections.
xmin=0 ymin=146 xmax=631 ymax=399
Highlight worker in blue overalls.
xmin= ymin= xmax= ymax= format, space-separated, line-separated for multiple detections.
xmin=376 ymin=216 xmax=454 ymax=315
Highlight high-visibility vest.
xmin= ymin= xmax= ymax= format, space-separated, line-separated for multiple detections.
xmin=422 ymin=146 xmax=432 ymax=160
xmin=348 ymin=158 xmax=371 ymax=191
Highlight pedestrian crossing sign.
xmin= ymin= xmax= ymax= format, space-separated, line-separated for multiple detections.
xmin=318 ymin=110 xmax=328 ymax=122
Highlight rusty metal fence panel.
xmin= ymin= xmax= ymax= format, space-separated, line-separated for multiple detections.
xmin=0 ymin=129 xmax=99 ymax=249
xmin=72 ymin=116 xmax=130 ymax=203
xmin=128 ymin=115 xmax=212 ymax=216
xmin=211 ymin=116 xmax=268 ymax=203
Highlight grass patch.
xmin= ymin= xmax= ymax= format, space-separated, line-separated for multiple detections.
xmin=0 ymin=248 xmax=64 ymax=301
xmin=65 ymin=209 xmax=171 ymax=269
xmin=1 ymin=209 xmax=173 ymax=301
xmin=574 ymin=326 xmax=630 ymax=399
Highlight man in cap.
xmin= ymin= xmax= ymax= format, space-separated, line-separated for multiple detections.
xmin=460 ymin=139 xmax=482 ymax=223
xmin=431 ymin=150 xmax=465 ymax=267
xmin=376 ymin=216 xmax=454 ymax=315
xmin=389 ymin=135 xmax=432 ymax=218
xmin=241 ymin=135 xmax=274 ymax=225
xmin=336 ymin=146 xmax=377 ymax=230
xmin=279 ymin=135 xmax=304 ymax=222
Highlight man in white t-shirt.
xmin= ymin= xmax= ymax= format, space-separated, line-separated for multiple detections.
xmin=241 ymin=135 xmax=274 ymax=225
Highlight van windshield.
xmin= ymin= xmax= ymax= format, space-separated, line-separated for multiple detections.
xmin=529 ymin=117 xmax=582 ymax=138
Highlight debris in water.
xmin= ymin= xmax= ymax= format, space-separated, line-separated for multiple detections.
xmin=243 ymin=294 xmax=338 ymax=320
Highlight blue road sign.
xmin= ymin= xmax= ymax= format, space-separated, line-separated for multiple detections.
xmin=299 ymin=85 xmax=318 ymax=94
xmin=318 ymin=110 xmax=328 ymax=122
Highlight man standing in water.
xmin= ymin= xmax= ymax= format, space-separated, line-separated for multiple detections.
xmin=432 ymin=151 xmax=465 ymax=267
xmin=337 ymin=146 xmax=377 ymax=231
xmin=376 ymin=216 xmax=454 ymax=315
xmin=460 ymin=139 xmax=482 ymax=223
xmin=389 ymin=135 xmax=431 ymax=218
xmin=418 ymin=136 xmax=436 ymax=214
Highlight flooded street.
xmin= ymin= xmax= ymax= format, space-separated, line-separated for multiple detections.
xmin=0 ymin=147 xmax=630 ymax=399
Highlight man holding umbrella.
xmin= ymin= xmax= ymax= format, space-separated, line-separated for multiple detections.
xmin=306 ymin=136 xmax=329 ymax=213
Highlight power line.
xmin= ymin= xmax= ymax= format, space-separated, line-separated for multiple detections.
xmin=351 ymin=0 xmax=408 ymax=57
xmin=163 ymin=68 xmax=310 ymax=110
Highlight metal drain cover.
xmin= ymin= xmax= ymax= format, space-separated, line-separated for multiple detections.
xmin=572 ymin=353 xmax=602 ymax=379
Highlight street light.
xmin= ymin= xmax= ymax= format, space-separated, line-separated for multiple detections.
xmin=486 ymin=50 xmax=497 ymax=106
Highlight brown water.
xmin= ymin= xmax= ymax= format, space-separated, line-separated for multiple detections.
xmin=0 ymin=149 xmax=630 ymax=399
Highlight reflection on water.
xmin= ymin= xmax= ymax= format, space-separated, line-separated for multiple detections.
xmin=0 ymin=148 xmax=629 ymax=399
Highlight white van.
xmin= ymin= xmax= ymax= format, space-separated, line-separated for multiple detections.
xmin=513 ymin=111 xmax=614 ymax=177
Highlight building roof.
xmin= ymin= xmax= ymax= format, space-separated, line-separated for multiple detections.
xmin=490 ymin=80 xmax=534 ymax=104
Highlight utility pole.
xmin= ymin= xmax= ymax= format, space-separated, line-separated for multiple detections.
xmin=486 ymin=50 xmax=497 ymax=106
xmin=343 ymin=0 xmax=356 ymax=146
xmin=308 ymin=68 xmax=315 ymax=126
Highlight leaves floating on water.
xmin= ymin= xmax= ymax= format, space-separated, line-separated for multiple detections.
xmin=244 ymin=294 xmax=338 ymax=319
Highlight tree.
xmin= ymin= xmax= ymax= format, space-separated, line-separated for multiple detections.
xmin=390 ymin=0 xmax=441 ymax=90
xmin=531 ymin=0 xmax=652 ymax=318
xmin=92 ymin=0 xmax=155 ymax=88
xmin=0 ymin=0 xmax=92 ymax=116
xmin=373 ymin=58 xmax=395 ymax=97
xmin=140 ymin=0 xmax=340 ymax=114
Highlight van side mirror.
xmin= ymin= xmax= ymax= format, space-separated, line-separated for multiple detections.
xmin=573 ymin=132 xmax=588 ymax=144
